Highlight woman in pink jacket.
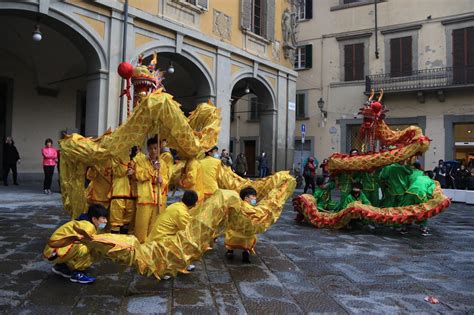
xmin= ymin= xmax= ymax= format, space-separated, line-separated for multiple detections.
xmin=42 ymin=138 xmax=58 ymax=194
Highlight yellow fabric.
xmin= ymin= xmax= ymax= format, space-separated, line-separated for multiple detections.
xmin=43 ymin=220 xmax=96 ymax=270
xmin=60 ymin=172 xmax=295 ymax=281
xmin=181 ymin=156 xmax=221 ymax=201
xmin=111 ymin=158 xmax=132 ymax=197
xmin=134 ymin=154 xmax=169 ymax=208
xmin=224 ymin=201 xmax=257 ymax=252
xmin=134 ymin=204 xmax=157 ymax=243
xmin=85 ymin=164 xmax=112 ymax=205
xmin=147 ymin=202 xmax=191 ymax=241
xmin=59 ymin=96 xmax=221 ymax=218
xmin=110 ymin=199 xmax=127 ymax=228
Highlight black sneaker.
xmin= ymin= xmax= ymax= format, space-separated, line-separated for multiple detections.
xmin=225 ymin=250 xmax=234 ymax=260
xmin=242 ymin=251 xmax=251 ymax=264
xmin=52 ymin=263 xmax=72 ymax=278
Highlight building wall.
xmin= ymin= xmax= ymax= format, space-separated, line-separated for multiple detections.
xmin=295 ymin=0 xmax=474 ymax=173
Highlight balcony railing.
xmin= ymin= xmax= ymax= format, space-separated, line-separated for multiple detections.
xmin=365 ymin=66 xmax=474 ymax=94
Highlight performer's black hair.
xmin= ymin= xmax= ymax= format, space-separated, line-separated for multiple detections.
xmin=316 ymin=177 xmax=325 ymax=186
xmin=87 ymin=204 xmax=109 ymax=221
xmin=240 ymin=187 xmax=257 ymax=200
xmin=206 ymin=146 xmax=219 ymax=155
xmin=182 ymin=190 xmax=198 ymax=207
xmin=147 ymin=135 xmax=158 ymax=147
xmin=352 ymin=182 xmax=363 ymax=190
xmin=44 ymin=138 xmax=53 ymax=145
xmin=413 ymin=162 xmax=422 ymax=170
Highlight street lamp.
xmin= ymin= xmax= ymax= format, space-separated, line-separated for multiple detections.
xmin=167 ymin=61 xmax=175 ymax=74
xmin=317 ymin=97 xmax=327 ymax=118
xmin=244 ymin=83 xmax=250 ymax=94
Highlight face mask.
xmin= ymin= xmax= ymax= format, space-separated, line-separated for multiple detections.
xmin=98 ymin=223 xmax=106 ymax=230
xmin=213 ymin=154 xmax=219 ymax=159
xmin=250 ymin=199 xmax=257 ymax=206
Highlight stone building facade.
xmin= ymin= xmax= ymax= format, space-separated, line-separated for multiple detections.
xmin=295 ymin=0 xmax=474 ymax=171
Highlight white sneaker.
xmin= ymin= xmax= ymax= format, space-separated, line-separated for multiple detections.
xmin=162 ymin=275 xmax=171 ymax=280
xmin=186 ymin=264 xmax=196 ymax=272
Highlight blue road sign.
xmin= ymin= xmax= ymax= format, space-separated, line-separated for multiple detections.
xmin=301 ymin=124 xmax=306 ymax=133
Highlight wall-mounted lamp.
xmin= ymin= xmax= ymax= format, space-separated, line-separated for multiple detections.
xmin=32 ymin=24 xmax=42 ymax=42
xmin=317 ymin=97 xmax=327 ymax=119
xmin=167 ymin=61 xmax=175 ymax=74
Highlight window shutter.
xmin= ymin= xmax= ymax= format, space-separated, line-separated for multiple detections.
xmin=305 ymin=44 xmax=312 ymax=69
xmin=401 ymin=36 xmax=412 ymax=76
xmin=390 ymin=38 xmax=401 ymax=77
xmin=467 ymin=27 xmax=474 ymax=82
xmin=196 ymin=0 xmax=208 ymax=10
xmin=305 ymin=0 xmax=313 ymax=19
xmin=296 ymin=93 xmax=306 ymax=118
xmin=241 ymin=0 xmax=252 ymax=31
xmin=265 ymin=0 xmax=275 ymax=40
xmin=354 ymin=43 xmax=364 ymax=80
xmin=344 ymin=44 xmax=354 ymax=81
xmin=452 ymin=28 xmax=465 ymax=83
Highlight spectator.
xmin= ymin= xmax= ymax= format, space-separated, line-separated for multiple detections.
xmin=234 ymin=152 xmax=247 ymax=177
xmin=3 ymin=136 xmax=20 ymax=186
xmin=42 ymin=138 xmax=58 ymax=194
xmin=257 ymin=152 xmax=269 ymax=178
xmin=303 ymin=156 xmax=317 ymax=194
xmin=433 ymin=160 xmax=446 ymax=188
xmin=220 ymin=149 xmax=233 ymax=168
xmin=445 ymin=162 xmax=456 ymax=189
xmin=320 ymin=158 xmax=329 ymax=180
xmin=454 ymin=164 xmax=470 ymax=190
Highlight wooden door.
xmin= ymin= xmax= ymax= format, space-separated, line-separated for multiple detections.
xmin=244 ymin=140 xmax=256 ymax=176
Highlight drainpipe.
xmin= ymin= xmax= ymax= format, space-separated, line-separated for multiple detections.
xmin=374 ymin=0 xmax=379 ymax=59
xmin=118 ymin=0 xmax=129 ymax=125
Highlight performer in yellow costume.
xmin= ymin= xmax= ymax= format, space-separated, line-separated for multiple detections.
xmin=133 ymin=136 xmax=170 ymax=242
xmin=43 ymin=204 xmax=108 ymax=284
xmin=85 ymin=163 xmax=112 ymax=209
xmin=224 ymin=187 xmax=258 ymax=263
xmin=181 ymin=146 xmax=221 ymax=202
xmin=109 ymin=152 xmax=135 ymax=234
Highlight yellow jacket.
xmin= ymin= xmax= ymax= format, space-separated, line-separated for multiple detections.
xmin=43 ymin=220 xmax=96 ymax=259
xmin=147 ymin=201 xmax=191 ymax=241
xmin=134 ymin=154 xmax=169 ymax=207
xmin=85 ymin=164 xmax=112 ymax=203
xmin=111 ymin=158 xmax=132 ymax=198
xmin=181 ymin=156 xmax=221 ymax=201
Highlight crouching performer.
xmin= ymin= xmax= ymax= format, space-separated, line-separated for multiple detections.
xmin=43 ymin=204 xmax=108 ymax=284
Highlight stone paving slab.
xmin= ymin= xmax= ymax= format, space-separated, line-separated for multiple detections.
xmin=0 ymin=184 xmax=473 ymax=314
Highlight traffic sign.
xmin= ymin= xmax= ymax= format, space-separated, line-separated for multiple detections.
xmin=301 ymin=124 xmax=305 ymax=133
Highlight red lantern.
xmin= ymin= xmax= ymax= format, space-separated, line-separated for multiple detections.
xmin=117 ymin=62 xmax=134 ymax=79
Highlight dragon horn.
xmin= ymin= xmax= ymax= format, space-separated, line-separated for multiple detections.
xmin=378 ymin=89 xmax=384 ymax=102
xmin=368 ymin=89 xmax=375 ymax=101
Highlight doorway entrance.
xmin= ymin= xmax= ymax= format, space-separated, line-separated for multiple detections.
xmin=244 ymin=140 xmax=256 ymax=176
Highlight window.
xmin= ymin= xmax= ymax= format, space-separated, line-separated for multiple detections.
xmin=344 ymin=43 xmax=364 ymax=81
xmin=183 ymin=0 xmax=208 ymax=10
xmin=297 ymin=0 xmax=312 ymax=21
xmin=296 ymin=93 xmax=307 ymax=119
xmin=452 ymin=26 xmax=474 ymax=84
xmin=390 ymin=36 xmax=412 ymax=77
xmin=230 ymin=102 xmax=235 ymax=122
xmin=294 ymin=45 xmax=313 ymax=70
xmin=252 ymin=0 xmax=266 ymax=37
xmin=250 ymin=97 xmax=260 ymax=120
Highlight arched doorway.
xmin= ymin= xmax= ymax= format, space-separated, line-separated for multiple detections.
xmin=230 ymin=77 xmax=275 ymax=176
xmin=142 ymin=52 xmax=213 ymax=114
xmin=0 ymin=9 xmax=104 ymax=174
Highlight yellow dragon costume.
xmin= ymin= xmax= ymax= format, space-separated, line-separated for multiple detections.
xmin=50 ymin=56 xmax=295 ymax=280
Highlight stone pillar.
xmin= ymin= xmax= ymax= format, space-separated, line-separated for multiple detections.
xmin=286 ymin=75 xmax=297 ymax=170
xmin=259 ymin=109 xmax=276 ymax=172
xmin=85 ymin=71 xmax=109 ymax=136
xmin=215 ymin=48 xmax=232 ymax=151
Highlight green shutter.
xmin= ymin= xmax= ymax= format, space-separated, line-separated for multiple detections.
xmin=305 ymin=44 xmax=312 ymax=69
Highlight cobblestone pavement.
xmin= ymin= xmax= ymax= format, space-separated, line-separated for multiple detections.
xmin=0 ymin=184 xmax=473 ymax=314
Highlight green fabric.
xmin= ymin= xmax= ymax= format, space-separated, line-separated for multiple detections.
xmin=336 ymin=173 xmax=354 ymax=194
xmin=363 ymin=189 xmax=380 ymax=207
xmin=379 ymin=163 xmax=412 ymax=195
xmin=313 ymin=181 xmax=339 ymax=211
xmin=408 ymin=169 xmax=424 ymax=185
xmin=340 ymin=191 xmax=371 ymax=210
xmin=382 ymin=194 xmax=404 ymax=207
xmin=400 ymin=175 xmax=435 ymax=206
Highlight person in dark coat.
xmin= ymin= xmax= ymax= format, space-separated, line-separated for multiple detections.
xmin=234 ymin=153 xmax=247 ymax=177
xmin=257 ymin=152 xmax=269 ymax=178
xmin=454 ymin=164 xmax=470 ymax=190
xmin=433 ymin=160 xmax=446 ymax=188
xmin=3 ymin=136 xmax=20 ymax=186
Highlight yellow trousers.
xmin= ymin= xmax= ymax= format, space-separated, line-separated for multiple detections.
xmin=224 ymin=232 xmax=257 ymax=254
xmin=134 ymin=204 xmax=157 ymax=242
xmin=109 ymin=199 xmax=136 ymax=228
xmin=44 ymin=243 xmax=93 ymax=271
